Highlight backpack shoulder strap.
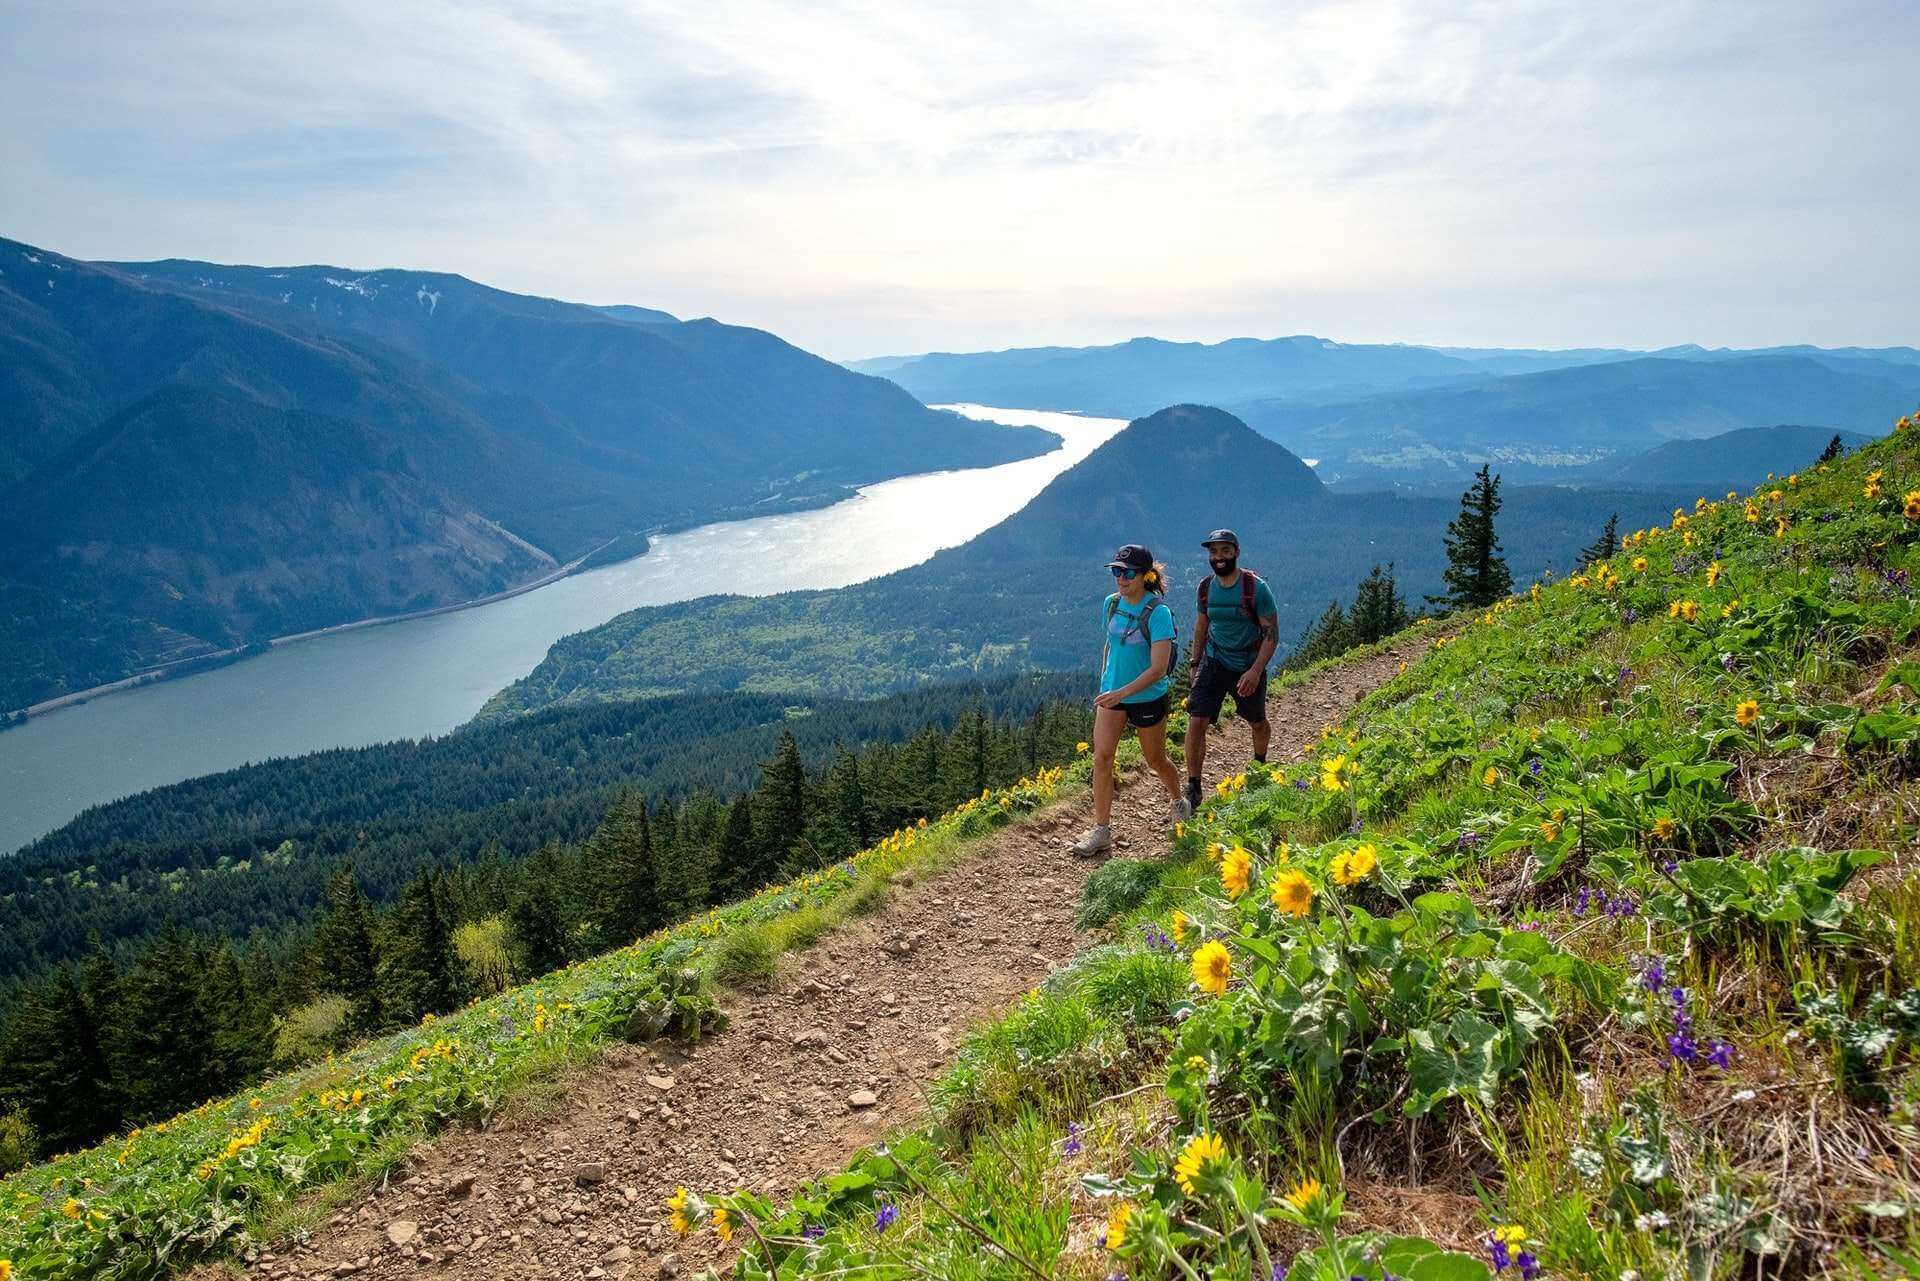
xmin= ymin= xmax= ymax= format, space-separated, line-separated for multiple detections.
xmin=1240 ymin=570 xmax=1259 ymax=622
xmin=1198 ymin=577 xmax=1211 ymax=612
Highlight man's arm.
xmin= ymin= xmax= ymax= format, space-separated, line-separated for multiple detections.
xmin=1236 ymin=612 xmax=1280 ymax=697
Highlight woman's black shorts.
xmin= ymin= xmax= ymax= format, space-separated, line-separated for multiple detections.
xmin=1117 ymin=694 xmax=1169 ymax=728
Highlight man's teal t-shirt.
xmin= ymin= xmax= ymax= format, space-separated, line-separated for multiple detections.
xmin=1202 ymin=573 xmax=1278 ymax=669
xmin=1101 ymin=593 xmax=1176 ymax=704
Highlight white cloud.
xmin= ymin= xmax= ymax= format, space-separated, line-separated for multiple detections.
xmin=2 ymin=0 xmax=1915 ymax=356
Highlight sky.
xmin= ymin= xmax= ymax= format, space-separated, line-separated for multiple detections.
xmin=3 ymin=1 xmax=1917 ymax=360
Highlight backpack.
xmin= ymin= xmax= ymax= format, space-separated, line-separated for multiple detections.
xmin=1198 ymin=570 xmax=1262 ymax=626
xmin=1105 ymin=593 xmax=1178 ymax=683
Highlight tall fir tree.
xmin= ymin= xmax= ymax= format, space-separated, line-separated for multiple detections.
xmin=1577 ymin=513 xmax=1619 ymax=568
xmin=756 ymin=730 xmax=812 ymax=873
xmin=1348 ymin=563 xmax=1411 ymax=645
xmin=382 ymin=870 xmax=464 ymax=1022
xmin=311 ymin=866 xmax=383 ymax=1035
xmin=712 ymin=795 xmax=760 ymax=904
xmin=1289 ymin=599 xmax=1352 ymax=667
xmin=1428 ymin=464 xmax=1513 ymax=609
xmin=582 ymin=792 xmax=659 ymax=950
xmin=110 ymin=923 xmax=216 ymax=1122
xmin=199 ymin=940 xmax=270 ymax=1095
xmin=508 ymin=844 xmax=571 ymax=979
xmin=0 ymin=967 xmax=117 ymax=1153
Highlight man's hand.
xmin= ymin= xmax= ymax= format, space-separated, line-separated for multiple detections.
xmin=1235 ymin=669 xmax=1262 ymax=699
xmin=1094 ymin=690 xmax=1125 ymax=709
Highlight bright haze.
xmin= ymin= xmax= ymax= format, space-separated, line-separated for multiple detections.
xmin=4 ymin=1 xmax=1916 ymax=358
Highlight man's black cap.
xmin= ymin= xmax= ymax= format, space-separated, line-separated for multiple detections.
xmin=1200 ymin=528 xmax=1239 ymax=550
xmin=1105 ymin=544 xmax=1154 ymax=571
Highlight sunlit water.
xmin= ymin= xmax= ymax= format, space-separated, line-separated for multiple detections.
xmin=0 ymin=406 xmax=1124 ymax=853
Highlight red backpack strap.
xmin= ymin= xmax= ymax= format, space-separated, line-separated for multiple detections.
xmin=1239 ymin=570 xmax=1259 ymax=623
xmin=1197 ymin=577 xmax=1211 ymax=613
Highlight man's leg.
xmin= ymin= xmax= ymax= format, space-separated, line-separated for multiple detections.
xmin=1185 ymin=713 xmax=1212 ymax=795
xmin=1242 ymin=668 xmax=1272 ymax=762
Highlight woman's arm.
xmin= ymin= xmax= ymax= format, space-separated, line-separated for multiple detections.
xmin=1096 ymin=636 xmax=1172 ymax=705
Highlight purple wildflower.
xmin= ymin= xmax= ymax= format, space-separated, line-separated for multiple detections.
xmin=1642 ymin=959 xmax=1666 ymax=993
xmin=1572 ymin=885 xmax=1592 ymax=917
xmin=1487 ymin=1234 xmax=1513 ymax=1272
xmin=1721 ymin=653 xmax=1737 ymax=672
xmin=1459 ymin=829 xmax=1483 ymax=849
xmin=1624 ymin=607 xmax=1640 ymax=624
xmin=1520 ymin=920 xmax=1544 ymax=933
xmin=1618 ymin=665 xmax=1634 ymax=683
xmin=1661 ymin=857 xmax=1679 ymax=876
xmin=1528 ymin=757 xmax=1544 ymax=777
xmin=1706 ymin=1039 xmax=1735 ymax=1069
xmin=1272 ymin=1267 xmax=1288 ymax=1281
xmin=1063 ymin=1122 xmax=1083 ymax=1156
xmin=1888 ymin=568 xmax=1910 ymax=589
xmin=1669 ymin=1030 xmax=1699 ymax=1063
xmin=1516 ymin=1251 xmax=1543 ymax=1281
xmin=1349 ymin=816 xmax=1364 ymax=834
xmin=1606 ymin=892 xmax=1639 ymax=919
xmin=874 ymin=1201 xmax=898 ymax=1232
xmin=803 ymin=1223 xmax=826 ymax=1241
xmin=1293 ymin=778 xmax=1311 ymax=791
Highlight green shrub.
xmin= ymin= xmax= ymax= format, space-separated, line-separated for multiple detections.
xmin=272 ymin=993 xmax=351 ymax=1065
xmin=1075 ymin=857 xmax=1168 ymax=929
xmin=710 ymin=923 xmax=781 ymax=989
xmin=0 ymin=1105 xmax=37 ymax=1174
xmin=1079 ymin=945 xmax=1188 ymax=1029
xmin=452 ymin=915 xmax=514 ymax=995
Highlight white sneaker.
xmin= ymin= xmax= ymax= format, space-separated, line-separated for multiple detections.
xmin=1071 ymin=825 xmax=1114 ymax=858
xmin=1169 ymin=795 xmax=1194 ymax=825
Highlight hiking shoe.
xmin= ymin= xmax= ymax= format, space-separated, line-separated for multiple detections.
xmin=1070 ymin=825 xmax=1114 ymax=858
xmin=1169 ymin=795 xmax=1194 ymax=824
xmin=1184 ymin=775 xmax=1202 ymax=812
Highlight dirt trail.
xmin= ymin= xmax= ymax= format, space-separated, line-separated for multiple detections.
xmin=250 ymin=642 xmax=1421 ymax=1281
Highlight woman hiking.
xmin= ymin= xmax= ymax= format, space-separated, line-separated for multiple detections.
xmin=1073 ymin=544 xmax=1193 ymax=858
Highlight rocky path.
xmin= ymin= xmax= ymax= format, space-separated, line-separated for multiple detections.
xmin=250 ymin=641 xmax=1422 ymax=1281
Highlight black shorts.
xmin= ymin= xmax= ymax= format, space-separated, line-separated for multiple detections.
xmin=1188 ymin=656 xmax=1268 ymax=723
xmin=1116 ymin=694 xmax=1170 ymax=728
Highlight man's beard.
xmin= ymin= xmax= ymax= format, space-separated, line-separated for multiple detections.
xmin=1210 ymin=557 xmax=1237 ymax=577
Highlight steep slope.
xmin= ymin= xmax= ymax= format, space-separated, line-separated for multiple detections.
xmin=479 ymin=405 xmax=1684 ymax=716
xmin=852 ymin=335 xmax=1484 ymax=416
xmin=2 ymin=385 xmax=551 ymax=645
xmin=1573 ymin=423 xmax=1876 ymax=489
xmin=1233 ymin=353 xmax=1918 ymax=488
xmin=0 ymin=237 xmax=1052 ymax=708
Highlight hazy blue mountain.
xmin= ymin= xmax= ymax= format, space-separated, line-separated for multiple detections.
xmin=0 ymin=236 xmax=1053 ymax=708
xmin=847 ymin=336 xmax=1486 ymax=417
xmin=1571 ymin=424 xmax=1876 ymax=491
xmin=1232 ymin=355 xmax=1918 ymax=489
xmin=480 ymin=404 xmax=1686 ymax=719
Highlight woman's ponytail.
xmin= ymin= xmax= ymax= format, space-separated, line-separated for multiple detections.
xmin=1143 ymin=562 xmax=1168 ymax=595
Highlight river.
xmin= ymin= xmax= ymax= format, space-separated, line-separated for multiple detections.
xmin=0 ymin=406 xmax=1124 ymax=854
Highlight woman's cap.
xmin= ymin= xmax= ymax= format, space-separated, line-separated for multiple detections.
xmin=1105 ymin=544 xmax=1153 ymax=571
xmin=1201 ymin=528 xmax=1239 ymax=550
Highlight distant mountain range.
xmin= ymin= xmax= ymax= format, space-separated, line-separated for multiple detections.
xmin=479 ymin=404 xmax=1696 ymax=719
xmin=853 ymin=336 xmax=1919 ymax=489
xmin=0 ymin=237 xmax=1052 ymax=710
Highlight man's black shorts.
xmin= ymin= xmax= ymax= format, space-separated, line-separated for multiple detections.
xmin=1117 ymin=694 xmax=1170 ymax=728
xmin=1188 ymin=656 xmax=1268 ymax=723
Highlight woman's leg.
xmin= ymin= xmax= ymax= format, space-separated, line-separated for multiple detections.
xmin=1136 ymin=721 xmax=1182 ymax=799
xmin=1090 ymin=706 xmax=1128 ymax=826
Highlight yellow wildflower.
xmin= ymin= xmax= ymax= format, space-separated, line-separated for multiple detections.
xmin=713 ymin=1206 xmax=733 ymax=1244
xmin=1173 ymin=1132 xmax=1225 ymax=1196
xmin=1652 ymin=817 xmax=1676 ymax=841
xmin=1170 ymin=910 xmax=1187 ymax=943
xmin=1075 ymin=741 xmax=1090 ymax=754
xmin=1632 ymin=556 xmax=1648 ymax=573
xmin=1905 ymin=490 xmax=1920 ymax=520
xmin=1285 ymin=1176 xmax=1323 ymax=1211
xmin=1539 ymin=820 xmax=1561 ymax=843
xmin=1482 ymin=765 xmax=1499 ymax=787
xmin=1106 ymin=1202 xmax=1133 ymax=1250
xmin=61 ymin=1197 xmax=81 ymax=1220
xmin=1745 ymin=502 xmax=1760 ymax=523
xmin=1735 ymin=698 xmax=1760 ymax=727
xmin=1206 ymin=841 xmax=1227 ymax=864
xmin=1191 ymin=941 xmax=1231 ymax=995
xmin=668 ymin=1187 xmax=693 ymax=1235
xmin=1271 ymin=869 xmax=1315 ymax=917
xmin=0 ymin=1262 xmax=13 ymax=1281
xmin=1219 ymin=845 xmax=1252 ymax=898
xmin=1346 ymin=843 xmax=1378 ymax=881
xmin=1184 ymin=1055 xmax=1207 ymax=1071
xmin=1720 ymin=598 xmax=1741 ymax=618
xmin=1706 ymin=560 xmax=1722 ymax=586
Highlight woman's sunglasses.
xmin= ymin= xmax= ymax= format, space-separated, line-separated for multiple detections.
xmin=1110 ymin=567 xmax=1140 ymax=580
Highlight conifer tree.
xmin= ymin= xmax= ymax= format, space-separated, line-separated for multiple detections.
xmin=382 ymin=870 xmax=463 ymax=1022
xmin=111 ymin=923 xmax=216 ymax=1122
xmin=0 ymin=967 xmax=116 ymax=1152
xmin=712 ymin=795 xmax=760 ymax=903
xmin=509 ymin=844 xmax=571 ymax=978
xmin=1577 ymin=513 xmax=1619 ymax=568
xmin=200 ymin=940 xmax=270 ymax=1093
xmin=1289 ymin=599 xmax=1352 ymax=667
xmin=311 ymin=866 xmax=383 ymax=1034
xmin=662 ymin=792 xmax=721 ymax=920
xmin=582 ymin=792 xmax=659 ymax=950
xmin=1428 ymin=464 xmax=1513 ymax=609
xmin=1348 ymin=563 xmax=1411 ymax=645
xmin=1817 ymin=433 xmax=1846 ymax=464
xmin=756 ymin=730 xmax=811 ymax=871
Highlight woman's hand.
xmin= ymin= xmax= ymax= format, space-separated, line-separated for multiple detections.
xmin=1094 ymin=690 xmax=1125 ymax=709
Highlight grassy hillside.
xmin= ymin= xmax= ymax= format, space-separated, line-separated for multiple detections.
xmin=664 ymin=409 xmax=1920 ymax=1278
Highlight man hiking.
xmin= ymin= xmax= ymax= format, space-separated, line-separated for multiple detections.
xmin=1184 ymin=528 xmax=1278 ymax=811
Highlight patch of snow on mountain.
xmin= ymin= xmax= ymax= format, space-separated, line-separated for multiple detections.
xmin=416 ymin=288 xmax=440 ymax=315
xmin=324 ymin=276 xmax=374 ymax=297
xmin=22 ymin=253 xmax=40 ymax=264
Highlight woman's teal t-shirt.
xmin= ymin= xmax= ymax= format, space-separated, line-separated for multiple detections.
xmin=1100 ymin=592 xmax=1175 ymax=704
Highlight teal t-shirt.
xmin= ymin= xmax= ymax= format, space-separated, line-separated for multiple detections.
xmin=1100 ymin=593 xmax=1176 ymax=704
xmin=1202 ymin=573 xmax=1278 ymax=669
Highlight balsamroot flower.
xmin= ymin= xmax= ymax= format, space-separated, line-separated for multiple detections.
xmin=1652 ymin=817 xmax=1677 ymax=841
xmin=668 ymin=1187 xmax=693 ymax=1236
xmin=1173 ymin=1131 xmax=1224 ymax=1195
xmin=1170 ymin=909 xmax=1187 ymax=943
xmin=1735 ymin=698 xmax=1761 ymax=727
xmin=1905 ymin=490 xmax=1920 ymax=520
xmin=1331 ymin=844 xmax=1377 ymax=885
xmin=1219 ymin=845 xmax=1252 ymax=898
xmin=1075 ymin=741 xmax=1090 ymax=754
xmin=712 ymin=1207 xmax=733 ymax=1244
xmin=1191 ymin=941 xmax=1231 ymax=995
xmin=1283 ymin=1176 xmax=1322 ymax=1211
xmin=1706 ymin=560 xmax=1723 ymax=586
xmin=1632 ymin=556 xmax=1649 ymax=573
xmin=1271 ymin=869 xmax=1315 ymax=917
xmin=1105 ymin=1201 xmax=1133 ymax=1250
xmin=1483 ymin=765 xmax=1500 ymax=787
xmin=0 ymin=1258 xmax=12 ymax=1281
